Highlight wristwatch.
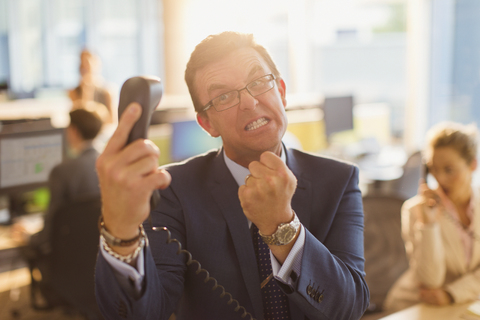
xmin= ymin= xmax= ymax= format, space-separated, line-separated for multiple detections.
xmin=259 ymin=211 xmax=301 ymax=246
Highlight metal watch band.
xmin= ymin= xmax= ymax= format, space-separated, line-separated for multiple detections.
xmin=98 ymin=215 xmax=144 ymax=247
xmin=259 ymin=211 xmax=301 ymax=246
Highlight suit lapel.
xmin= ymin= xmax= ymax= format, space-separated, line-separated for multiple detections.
xmin=286 ymin=148 xmax=312 ymax=228
xmin=208 ymin=148 xmax=313 ymax=320
xmin=286 ymin=148 xmax=312 ymax=319
xmin=209 ymin=151 xmax=264 ymax=319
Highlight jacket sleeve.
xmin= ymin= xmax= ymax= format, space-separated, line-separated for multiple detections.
xmin=402 ymin=198 xmax=480 ymax=303
xmin=402 ymin=200 xmax=447 ymax=288
xmin=445 ymin=266 xmax=480 ymax=303
xmin=95 ymin=242 xmax=184 ymax=320
xmin=445 ymin=191 xmax=480 ymax=302
xmin=95 ymin=186 xmax=187 ymax=320
xmin=283 ymin=165 xmax=369 ymax=320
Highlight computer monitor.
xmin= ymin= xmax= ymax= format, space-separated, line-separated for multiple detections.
xmin=170 ymin=119 xmax=222 ymax=162
xmin=0 ymin=127 xmax=65 ymax=222
xmin=322 ymin=95 xmax=354 ymax=139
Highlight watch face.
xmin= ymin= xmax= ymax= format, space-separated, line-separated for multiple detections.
xmin=276 ymin=225 xmax=296 ymax=245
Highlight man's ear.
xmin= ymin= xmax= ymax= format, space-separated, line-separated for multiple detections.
xmin=277 ymin=78 xmax=287 ymax=108
xmin=196 ymin=113 xmax=220 ymax=138
xmin=67 ymin=124 xmax=81 ymax=141
xmin=470 ymin=158 xmax=478 ymax=172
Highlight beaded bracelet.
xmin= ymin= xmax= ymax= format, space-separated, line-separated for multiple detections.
xmin=101 ymin=231 xmax=147 ymax=264
xmin=98 ymin=216 xmax=144 ymax=247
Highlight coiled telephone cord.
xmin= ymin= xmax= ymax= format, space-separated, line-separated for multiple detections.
xmin=152 ymin=226 xmax=256 ymax=320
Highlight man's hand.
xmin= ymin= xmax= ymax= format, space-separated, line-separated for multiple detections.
xmin=238 ymin=151 xmax=297 ymax=233
xmin=419 ymin=287 xmax=453 ymax=306
xmin=238 ymin=151 xmax=298 ymax=263
xmin=96 ymin=103 xmax=171 ymax=254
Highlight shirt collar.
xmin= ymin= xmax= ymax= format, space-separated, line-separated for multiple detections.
xmin=223 ymin=146 xmax=287 ymax=187
xmin=436 ymin=186 xmax=475 ymax=221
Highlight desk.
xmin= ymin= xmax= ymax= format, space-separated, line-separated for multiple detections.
xmin=0 ymin=213 xmax=44 ymax=273
xmin=0 ymin=213 xmax=44 ymax=250
xmin=354 ymin=145 xmax=406 ymax=195
xmin=0 ymin=97 xmax=71 ymax=128
xmin=0 ymin=227 xmax=27 ymax=274
xmin=356 ymin=145 xmax=406 ymax=182
xmin=379 ymin=302 xmax=480 ymax=320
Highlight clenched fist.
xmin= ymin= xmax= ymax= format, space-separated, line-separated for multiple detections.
xmin=238 ymin=151 xmax=297 ymax=236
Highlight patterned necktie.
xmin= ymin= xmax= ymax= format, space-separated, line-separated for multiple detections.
xmin=251 ymin=224 xmax=291 ymax=320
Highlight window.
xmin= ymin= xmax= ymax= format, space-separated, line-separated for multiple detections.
xmin=186 ymin=0 xmax=407 ymax=136
xmin=0 ymin=0 xmax=9 ymax=90
xmin=1 ymin=0 xmax=162 ymax=98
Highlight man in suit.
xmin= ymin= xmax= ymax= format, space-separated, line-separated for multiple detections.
xmin=24 ymin=108 xmax=103 ymax=307
xmin=30 ymin=108 xmax=103 ymax=253
xmin=95 ymin=32 xmax=369 ymax=320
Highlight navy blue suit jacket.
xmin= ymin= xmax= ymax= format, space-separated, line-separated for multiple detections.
xmin=95 ymin=147 xmax=369 ymax=319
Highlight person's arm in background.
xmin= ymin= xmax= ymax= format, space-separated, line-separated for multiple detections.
xmin=408 ymin=199 xmax=480 ymax=306
xmin=411 ymin=185 xmax=480 ymax=305
xmin=101 ymin=87 xmax=114 ymax=122
xmin=402 ymin=183 xmax=452 ymax=306
xmin=405 ymin=202 xmax=447 ymax=288
xmin=443 ymin=259 xmax=480 ymax=303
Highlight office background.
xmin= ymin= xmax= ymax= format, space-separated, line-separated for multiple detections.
xmin=1 ymin=1 xmax=480 ymax=319
xmin=2 ymin=0 xmax=480 ymax=227
xmin=1 ymin=0 xmax=479 ymax=149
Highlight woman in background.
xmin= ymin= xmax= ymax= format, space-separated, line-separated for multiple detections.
xmin=68 ymin=49 xmax=114 ymax=122
xmin=384 ymin=121 xmax=480 ymax=312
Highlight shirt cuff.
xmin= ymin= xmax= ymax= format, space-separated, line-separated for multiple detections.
xmin=99 ymin=238 xmax=145 ymax=297
xmin=270 ymin=225 xmax=305 ymax=286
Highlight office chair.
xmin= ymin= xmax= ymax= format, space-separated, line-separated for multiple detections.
xmin=363 ymin=194 xmax=408 ymax=313
xmin=29 ymin=196 xmax=103 ymax=319
xmin=388 ymin=150 xmax=423 ymax=200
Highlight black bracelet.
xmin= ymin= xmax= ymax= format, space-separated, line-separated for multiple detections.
xmin=98 ymin=215 xmax=144 ymax=247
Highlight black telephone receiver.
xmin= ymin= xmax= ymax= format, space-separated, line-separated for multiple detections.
xmin=423 ymin=162 xmax=429 ymax=181
xmin=423 ymin=161 xmax=438 ymax=191
xmin=118 ymin=76 xmax=163 ymax=208
xmin=118 ymin=76 xmax=256 ymax=320
xmin=422 ymin=162 xmax=439 ymax=200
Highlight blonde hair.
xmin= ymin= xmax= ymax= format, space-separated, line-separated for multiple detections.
xmin=425 ymin=121 xmax=478 ymax=164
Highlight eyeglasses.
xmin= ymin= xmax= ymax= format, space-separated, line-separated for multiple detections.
xmin=201 ymin=74 xmax=276 ymax=112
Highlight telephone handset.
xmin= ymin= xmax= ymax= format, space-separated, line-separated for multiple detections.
xmin=422 ymin=162 xmax=429 ymax=181
xmin=422 ymin=162 xmax=439 ymax=196
xmin=118 ymin=76 xmax=163 ymax=208
xmin=118 ymin=76 xmax=256 ymax=320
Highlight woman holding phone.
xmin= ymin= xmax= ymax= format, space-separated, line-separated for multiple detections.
xmin=384 ymin=121 xmax=480 ymax=312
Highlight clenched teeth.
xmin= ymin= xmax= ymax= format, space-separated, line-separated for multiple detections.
xmin=245 ymin=117 xmax=268 ymax=131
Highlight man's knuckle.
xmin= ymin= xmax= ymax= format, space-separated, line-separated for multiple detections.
xmin=150 ymin=153 xmax=159 ymax=163
xmin=96 ymin=156 xmax=105 ymax=170
xmin=110 ymin=168 xmax=125 ymax=184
